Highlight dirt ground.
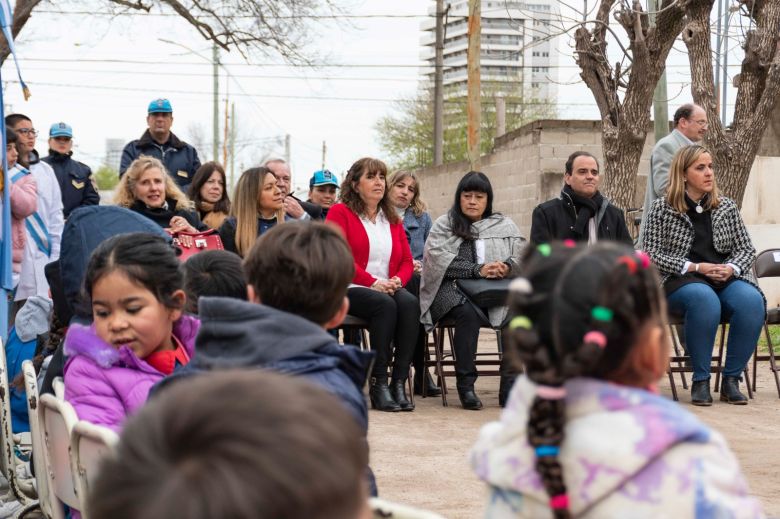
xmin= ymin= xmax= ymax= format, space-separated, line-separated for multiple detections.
xmin=368 ymin=335 xmax=780 ymax=518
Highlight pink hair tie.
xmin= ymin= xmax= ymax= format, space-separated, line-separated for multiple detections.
xmin=635 ymin=250 xmax=651 ymax=269
xmin=562 ymin=239 xmax=576 ymax=248
xmin=583 ymin=330 xmax=607 ymax=349
xmin=537 ymin=385 xmax=566 ymax=400
xmin=550 ymin=494 xmax=569 ymax=510
xmin=616 ymin=256 xmax=637 ymax=274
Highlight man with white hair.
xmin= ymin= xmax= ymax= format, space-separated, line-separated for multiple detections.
xmin=265 ymin=159 xmax=323 ymax=220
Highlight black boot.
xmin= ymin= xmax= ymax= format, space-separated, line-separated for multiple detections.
xmin=391 ymin=380 xmax=415 ymax=411
xmin=458 ymin=388 xmax=483 ymax=410
xmin=691 ymin=379 xmax=713 ymax=406
xmin=369 ymin=378 xmax=401 ymax=412
xmin=720 ymin=376 xmax=748 ymax=405
xmin=414 ymin=371 xmax=442 ymax=397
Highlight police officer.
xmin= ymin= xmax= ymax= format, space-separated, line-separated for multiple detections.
xmin=42 ymin=122 xmax=100 ymax=219
xmin=119 ymin=98 xmax=201 ymax=189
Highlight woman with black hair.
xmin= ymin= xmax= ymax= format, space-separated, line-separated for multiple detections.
xmin=187 ymin=162 xmax=231 ymax=229
xmin=420 ymin=171 xmax=525 ymax=409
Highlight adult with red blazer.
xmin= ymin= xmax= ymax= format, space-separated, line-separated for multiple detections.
xmin=326 ymin=157 xmax=418 ymax=413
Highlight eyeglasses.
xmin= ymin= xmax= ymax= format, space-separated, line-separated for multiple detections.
xmin=16 ymin=128 xmax=38 ymax=136
xmin=692 ymin=119 xmax=708 ymax=127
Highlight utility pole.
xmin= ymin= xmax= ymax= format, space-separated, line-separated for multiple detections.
xmin=212 ymin=43 xmax=220 ymax=161
xmin=433 ymin=0 xmax=445 ymax=166
xmin=284 ymin=134 xmax=291 ymax=164
xmin=648 ymin=0 xmax=669 ymax=143
xmin=222 ymin=97 xmax=229 ymax=166
xmin=229 ymin=102 xmax=235 ymax=190
xmin=466 ymin=0 xmax=481 ymax=170
xmin=321 ymin=141 xmax=327 ymax=170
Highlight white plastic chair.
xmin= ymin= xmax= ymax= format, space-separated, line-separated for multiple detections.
xmin=22 ymin=360 xmax=56 ymax=519
xmin=369 ymin=498 xmax=446 ymax=519
xmin=0 ymin=339 xmax=36 ymax=506
xmin=39 ymin=394 xmax=80 ymax=518
xmin=51 ymin=378 xmax=65 ymax=401
xmin=70 ymin=421 xmax=119 ymax=518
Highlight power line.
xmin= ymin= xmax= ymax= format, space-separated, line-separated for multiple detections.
xmin=34 ymin=9 xmax=432 ymax=19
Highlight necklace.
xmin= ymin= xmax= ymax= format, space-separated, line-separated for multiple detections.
xmin=686 ymin=191 xmax=704 ymax=213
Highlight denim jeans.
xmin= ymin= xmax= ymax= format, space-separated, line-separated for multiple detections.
xmin=667 ymin=280 xmax=764 ymax=382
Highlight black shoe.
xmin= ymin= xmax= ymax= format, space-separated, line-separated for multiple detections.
xmin=369 ymin=379 xmax=401 ymax=412
xmin=391 ymin=380 xmax=415 ymax=411
xmin=691 ymin=379 xmax=713 ymax=406
xmin=720 ymin=376 xmax=748 ymax=405
xmin=458 ymin=389 xmax=483 ymax=410
xmin=414 ymin=371 xmax=442 ymax=397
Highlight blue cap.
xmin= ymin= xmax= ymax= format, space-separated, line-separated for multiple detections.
xmin=148 ymin=98 xmax=173 ymax=114
xmin=49 ymin=122 xmax=73 ymax=138
xmin=309 ymin=169 xmax=339 ymax=188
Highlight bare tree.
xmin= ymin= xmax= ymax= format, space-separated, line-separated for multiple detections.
xmin=573 ymin=0 xmax=687 ymax=211
xmin=683 ymin=0 xmax=780 ymax=205
xmin=186 ymin=121 xmax=210 ymax=160
xmin=1 ymin=0 xmax=338 ymax=64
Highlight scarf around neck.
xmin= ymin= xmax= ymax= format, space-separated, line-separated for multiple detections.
xmin=563 ymin=184 xmax=604 ymax=239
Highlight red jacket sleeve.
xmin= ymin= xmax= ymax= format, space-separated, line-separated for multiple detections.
xmin=325 ymin=204 xmax=376 ymax=287
xmin=390 ymin=222 xmax=414 ymax=286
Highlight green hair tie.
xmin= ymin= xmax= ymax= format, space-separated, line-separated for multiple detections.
xmin=591 ymin=306 xmax=613 ymax=322
xmin=537 ymin=243 xmax=552 ymax=257
xmin=510 ymin=316 xmax=532 ymax=330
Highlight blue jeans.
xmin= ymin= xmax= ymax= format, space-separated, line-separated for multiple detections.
xmin=667 ymin=280 xmax=764 ymax=382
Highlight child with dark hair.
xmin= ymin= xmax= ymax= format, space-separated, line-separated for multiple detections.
xmin=63 ymin=233 xmax=198 ymax=432
xmin=90 ymin=370 xmax=372 ymax=519
xmin=471 ymin=242 xmax=763 ymax=518
xmin=181 ymin=250 xmax=247 ymax=314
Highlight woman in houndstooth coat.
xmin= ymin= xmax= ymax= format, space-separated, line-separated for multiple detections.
xmin=643 ymin=144 xmax=765 ymax=408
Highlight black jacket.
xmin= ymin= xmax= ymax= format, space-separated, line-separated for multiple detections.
xmin=288 ymin=194 xmax=322 ymax=220
xmin=42 ymin=150 xmax=100 ymax=219
xmin=530 ymin=190 xmax=632 ymax=245
xmin=119 ymin=130 xmax=201 ymax=189
xmin=129 ymin=197 xmax=205 ymax=231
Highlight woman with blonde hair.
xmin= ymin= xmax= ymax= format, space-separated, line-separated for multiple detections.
xmin=387 ymin=170 xmax=439 ymax=397
xmin=218 ymin=167 xmax=285 ymax=257
xmin=115 ymin=155 xmax=203 ymax=233
xmin=643 ymin=144 xmax=764 ymax=407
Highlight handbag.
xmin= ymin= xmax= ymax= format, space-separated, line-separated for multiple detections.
xmin=168 ymin=229 xmax=224 ymax=261
xmin=456 ymin=278 xmax=512 ymax=309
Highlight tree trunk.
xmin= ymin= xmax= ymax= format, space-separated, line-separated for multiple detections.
xmin=0 ymin=0 xmax=42 ymax=65
xmin=684 ymin=0 xmax=780 ymax=207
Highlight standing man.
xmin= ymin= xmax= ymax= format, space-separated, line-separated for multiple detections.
xmin=637 ymin=103 xmax=708 ymax=247
xmin=530 ymin=151 xmax=632 ymax=245
xmin=120 ymin=98 xmax=201 ymax=189
xmin=306 ymin=169 xmax=339 ymax=220
xmin=5 ymin=114 xmax=64 ymax=303
xmin=42 ymin=122 xmax=100 ymax=219
xmin=265 ymin=159 xmax=322 ymax=220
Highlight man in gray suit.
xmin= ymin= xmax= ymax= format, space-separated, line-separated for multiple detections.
xmin=637 ymin=103 xmax=708 ymax=247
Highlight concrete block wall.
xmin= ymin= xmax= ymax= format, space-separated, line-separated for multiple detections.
xmin=416 ymin=120 xmax=655 ymax=238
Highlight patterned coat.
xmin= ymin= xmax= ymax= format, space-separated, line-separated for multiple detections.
xmin=642 ymin=195 xmax=760 ymax=291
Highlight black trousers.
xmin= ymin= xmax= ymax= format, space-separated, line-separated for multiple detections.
xmin=347 ymin=286 xmax=419 ymax=381
xmin=404 ymin=273 xmax=429 ymax=379
xmin=441 ymin=301 xmax=489 ymax=391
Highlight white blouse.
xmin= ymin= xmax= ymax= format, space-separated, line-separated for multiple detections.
xmin=359 ymin=210 xmax=392 ymax=283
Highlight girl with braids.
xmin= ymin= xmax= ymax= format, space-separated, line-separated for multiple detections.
xmin=472 ymin=242 xmax=764 ymax=518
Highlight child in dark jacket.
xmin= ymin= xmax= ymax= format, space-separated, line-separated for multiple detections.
xmin=156 ymin=222 xmax=375 ymax=489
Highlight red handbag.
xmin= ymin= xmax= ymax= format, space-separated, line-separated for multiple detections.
xmin=168 ymin=229 xmax=224 ymax=261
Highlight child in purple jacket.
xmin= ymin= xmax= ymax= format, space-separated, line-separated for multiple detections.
xmin=64 ymin=233 xmax=198 ymax=432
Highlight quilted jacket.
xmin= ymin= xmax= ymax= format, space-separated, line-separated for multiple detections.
xmin=63 ymin=315 xmax=199 ymax=432
xmin=642 ymin=195 xmax=760 ymax=290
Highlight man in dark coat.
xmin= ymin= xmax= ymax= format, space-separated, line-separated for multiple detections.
xmin=42 ymin=122 xmax=100 ymax=219
xmin=119 ymin=98 xmax=201 ymax=189
xmin=531 ymin=151 xmax=632 ymax=245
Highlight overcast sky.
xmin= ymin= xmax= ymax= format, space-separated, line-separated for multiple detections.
xmin=1 ymin=1 xmax=745 ymax=193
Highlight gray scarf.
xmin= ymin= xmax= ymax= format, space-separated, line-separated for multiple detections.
xmin=420 ymin=213 xmax=525 ymax=330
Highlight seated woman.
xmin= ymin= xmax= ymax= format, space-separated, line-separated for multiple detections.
xmin=387 ymin=170 xmax=439 ymax=397
xmin=326 ymin=157 xmax=418 ymax=412
xmin=187 ymin=161 xmax=231 ymax=229
xmin=115 ymin=156 xmax=204 ymax=233
xmin=643 ymin=144 xmax=764 ymax=406
xmin=219 ymin=167 xmax=286 ymax=257
xmin=420 ymin=171 xmax=524 ymax=410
